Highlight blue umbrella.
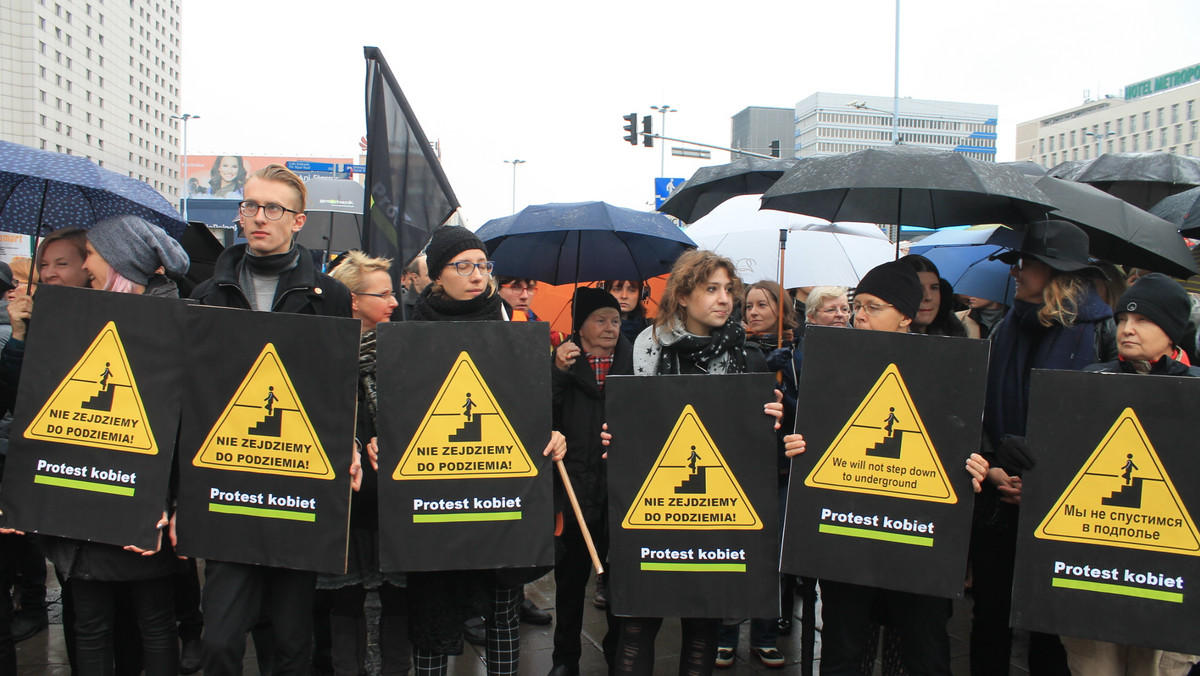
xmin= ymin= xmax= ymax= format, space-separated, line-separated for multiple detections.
xmin=475 ymin=201 xmax=696 ymax=284
xmin=910 ymin=227 xmax=1022 ymax=305
xmin=0 ymin=140 xmax=187 ymax=239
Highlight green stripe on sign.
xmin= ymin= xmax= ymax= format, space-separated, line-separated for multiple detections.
xmin=413 ymin=511 xmax=522 ymax=523
xmin=1052 ymin=577 xmax=1184 ymax=603
xmin=35 ymin=474 xmax=135 ymax=496
xmin=819 ymin=524 xmax=934 ymax=547
xmin=209 ymin=503 xmax=315 ymax=522
xmin=641 ymin=563 xmax=747 ymax=572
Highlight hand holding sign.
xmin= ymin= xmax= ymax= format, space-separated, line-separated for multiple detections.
xmin=9 ymin=294 xmax=31 ymax=341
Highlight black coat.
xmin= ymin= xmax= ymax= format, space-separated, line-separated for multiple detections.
xmin=190 ymin=243 xmax=352 ymax=316
xmin=551 ymin=334 xmax=633 ymax=525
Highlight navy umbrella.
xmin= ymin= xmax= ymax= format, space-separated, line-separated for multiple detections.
xmin=0 ymin=140 xmax=187 ymax=239
xmin=475 ymin=201 xmax=696 ymax=284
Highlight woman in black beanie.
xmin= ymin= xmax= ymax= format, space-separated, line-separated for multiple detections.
xmin=397 ymin=226 xmax=566 ymax=676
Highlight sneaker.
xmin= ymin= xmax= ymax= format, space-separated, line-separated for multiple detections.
xmin=714 ymin=648 xmax=735 ymax=669
xmin=752 ymin=647 xmax=786 ymax=669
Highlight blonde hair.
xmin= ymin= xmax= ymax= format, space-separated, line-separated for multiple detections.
xmin=745 ymin=280 xmax=798 ymax=331
xmin=656 ymin=250 xmax=743 ymax=331
xmin=249 ymin=163 xmax=307 ymax=212
xmin=329 ymin=250 xmax=392 ymax=293
xmin=805 ymin=286 xmax=849 ymax=321
xmin=1038 ymin=271 xmax=1089 ymax=328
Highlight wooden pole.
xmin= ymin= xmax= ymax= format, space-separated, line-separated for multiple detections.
xmin=556 ymin=460 xmax=604 ymax=574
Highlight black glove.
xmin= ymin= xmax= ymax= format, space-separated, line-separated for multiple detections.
xmin=997 ymin=434 xmax=1035 ymax=473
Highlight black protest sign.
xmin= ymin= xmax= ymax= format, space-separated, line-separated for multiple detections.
xmin=1012 ymin=370 xmax=1200 ymax=652
xmin=606 ymin=373 xmax=778 ymax=618
xmin=0 ymin=286 xmax=184 ymax=550
xmin=376 ymin=321 xmax=553 ymax=572
xmin=175 ymin=306 xmax=359 ymax=572
xmin=781 ymin=326 xmax=989 ymax=598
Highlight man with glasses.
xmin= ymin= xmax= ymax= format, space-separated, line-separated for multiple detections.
xmin=497 ymin=277 xmax=540 ymax=321
xmin=190 ymin=164 xmax=353 ymax=676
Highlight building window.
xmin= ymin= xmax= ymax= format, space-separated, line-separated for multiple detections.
xmin=1172 ymin=104 xmax=1180 ymax=124
xmin=1189 ymin=100 xmax=1196 ymax=120
xmin=1119 ymin=138 xmax=1125 ymax=152
xmin=1130 ymin=115 xmax=1137 ymax=133
xmin=1117 ymin=119 xmax=1123 ymax=135
xmin=1161 ymin=128 xmax=1168 ymax=146
xmin=1144 ymin=112 xmax=1151 ymax=130
xmin=1192 ymin=121 xmax=1198 ymax=141
xmin=1049 ymin=137 xmax=1055 ymax=152
xmin=1176 ymin=124 xmax=1184 ymax=144
xmin=1133 ymin=135 xmax=1139 ymax=151
xmin=1158 ymin=108 xmax=1165 ymax=127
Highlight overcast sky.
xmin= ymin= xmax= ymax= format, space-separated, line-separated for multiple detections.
xmin=180 ymin=0 xmax=1198 ymax=227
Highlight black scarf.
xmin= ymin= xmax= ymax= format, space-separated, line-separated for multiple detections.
xmin=358 ymin=330 xmax=379 ymax=427
xmin=241 ymin=245 xmax=301 ymax=276
xmin=412 ymin=285 xmax=503 ymax=322
xmin=657 ymin=320 xmax=749 ymax=375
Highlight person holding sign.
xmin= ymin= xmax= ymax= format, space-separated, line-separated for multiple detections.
xmin=780 ymin=261 xmax=989 ymax=675
xmin=36 ymin=214 xmax=190 ymax=675
xmin=187 ymin=164 xmax=357 ymax=676
xmin=1064 ymin=274 xmax=1200 ymax=675
xmin=548 ymin=287 xmax=631 ymax=676
xmin=603 ymin=250 xmax=785 ymax=676
xmin=971 ymin=220 xmax=1116 ymax=676
xmin=400 ymin=225 xmax=566 ymax=676
xmin=323 ymin=251 xmax=410 ymax=676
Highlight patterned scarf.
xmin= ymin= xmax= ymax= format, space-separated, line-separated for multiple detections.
xmin=634 ymin=318 xmax=749 ymax=375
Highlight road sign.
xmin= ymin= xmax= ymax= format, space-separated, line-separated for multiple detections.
xmin=655 ymin=177 xmax=686 ymax=209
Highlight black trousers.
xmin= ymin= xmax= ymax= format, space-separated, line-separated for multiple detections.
xmin=71 ymin=576 xmax=177 ymax=676
xmin=818 ymin=579 xmax=951 ymax=676
xmin=201 ymin=560 xmax=316 ymax=676
xmin=551 ymin=514 xmax=607 ymax=669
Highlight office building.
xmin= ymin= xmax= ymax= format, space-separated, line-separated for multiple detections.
xmin=731 ymin=106 xmax=795 ymax=159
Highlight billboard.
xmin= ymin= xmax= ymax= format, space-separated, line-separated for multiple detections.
xmin=182 ymin=155 xmax=356 ymax=200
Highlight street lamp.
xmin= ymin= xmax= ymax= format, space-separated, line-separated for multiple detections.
xmin=650 ymin=105 xmax=677 ymax=177
xmin=1084 ymin=130 xmax=1116 ymax=158
xmin=503 ymin=159 xmax=525 ymax=214
xmin=170 ymin=113 xmax=199 ymax=219
xmin=847 ymin=101 xmax=900 ymax=146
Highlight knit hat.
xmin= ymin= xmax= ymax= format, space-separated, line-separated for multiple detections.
xmin=0 ymin=262 xmax=14 ymax=294
xmin=424 ymin=226 xmax=488 ymax=281
xmin=992 ymin=219 xmax=1096 ymax=272
xmin=572 ymin=287 xmax=620 ymax=333
xmin=1117 ymin=273 xmax=1191 ymax=346
xmin=854 ymin=261 xmax=923 ymax=320
xmin=87 ymin=215 xmax=190 ymax=285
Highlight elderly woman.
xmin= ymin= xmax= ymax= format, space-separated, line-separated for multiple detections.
xmin=803 ymin=286 xmax=851 ymax=329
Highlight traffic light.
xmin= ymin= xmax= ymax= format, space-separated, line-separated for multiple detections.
xmin=622 ymin=113 xmax=638 ymax=145
xmin=769 ymin=140 xmax=781 ymax=158
xmin=642 ymin=115 xmax=653 ymax=147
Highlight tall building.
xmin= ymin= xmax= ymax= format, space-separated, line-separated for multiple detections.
xmin=0 ymin=0 xmax=183 ymax=200
xmin=794 ymin=92 xmax=998 ymax=161
xmin=1015 ymin=63 xmax=1200 ymax=168
xmin=731 ymin=106 xmax=795 ymax=159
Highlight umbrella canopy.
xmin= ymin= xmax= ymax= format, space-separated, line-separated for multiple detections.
xmin=1048 ymin=152 xmax=1200 ymax=210
xmin=686 ymin=195 xmax=894 ymax=288
xmin=999 ymin=160 xmax=1049 ymax=177
xmin=760 ymin=145 xmax=1055 ymax=228
xmin=1149 ymin=186 xmax=1200 ymax=236
xmin=908 ymin=227 xmax=1021 ymax=305
xmin=0 ymin=140 xmax=187 ymax=238
xmin=1034 ymin=175 xmax=1198 ymax=278
xmin=295 ymin=178 xmax=365 ymax=259
xmin=658 ymin=156 xmax=800 ymax=223
xmin=475 ymin=201 xmax=696 ymax=285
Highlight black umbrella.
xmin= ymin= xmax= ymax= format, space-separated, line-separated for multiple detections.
xmin=1000 ymin=160 xmax=1049 ymax=177
xmin=1048 ymin=152 xmax=1200 ymax=210
xmin=1033 ymin=175 xmax=1197 ymax=278
xmin=760 ymin=145 xmax=1054 ymax=228
xmin=1149 ymin=186 xmax=1200 ymax=236
xmin=658 ymin=156 xmax=799 ymax=223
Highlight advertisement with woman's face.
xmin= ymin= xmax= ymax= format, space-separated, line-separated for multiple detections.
xmin=180 ymin=155 xmax=354 ymax=200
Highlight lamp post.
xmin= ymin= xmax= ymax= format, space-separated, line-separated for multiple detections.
xmin=170 ymin=113 xmax=199 ymax=219
xmin=650 ymin=105 xmax=676 ymax=177
xmin=1084 ymin=130 xmax=1116 ymax=159
xmin=503 ymin=159 xmax=525 ymax=214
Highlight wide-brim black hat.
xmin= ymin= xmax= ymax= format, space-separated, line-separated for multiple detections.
xmin=991 ymin=219 xmax=1096 ymax=273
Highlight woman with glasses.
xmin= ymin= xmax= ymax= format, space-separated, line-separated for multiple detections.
xmin=397 ymin=226 xmax=566 ymax=676
xmin=969 ymin=220 xmax=1116 ymax=676
xmin=783 ymin=261 xmax=988 ymax=675
xmin=604 ymin=250 xmax=785 ymax=676
xmin=804 ymin=286 xmax=851 ymax=329
xmin=322 ymin=251 xmax=408 ymax=676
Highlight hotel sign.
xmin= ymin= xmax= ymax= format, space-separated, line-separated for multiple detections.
xmin=1125 ymin=64 xmax=1200 ymax=101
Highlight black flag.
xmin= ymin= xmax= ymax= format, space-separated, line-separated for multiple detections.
xmin=362 ymin=46 xmax=460 ymax=285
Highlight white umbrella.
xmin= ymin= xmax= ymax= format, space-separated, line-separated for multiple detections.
xmin=686 ymin=195 xmax=894 ymax=287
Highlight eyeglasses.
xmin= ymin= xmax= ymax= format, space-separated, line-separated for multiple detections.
xmin=238 ymin=200 xmax=301 ymax=221
xmin=819 ymin=306 xmax=851 ymax=316
xmin=852 ymin=301 xmax=894 ymax=316
xmin=446 ymin=261 xmax=495 ymax=276
xmin=355 ymin=290 xmax=396 ymax=300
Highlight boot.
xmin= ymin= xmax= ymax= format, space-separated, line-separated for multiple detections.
xmin=379 ymin=615 xmax=412 ymax=676
xmin=329 ymin=615 xmax=367 ymax=676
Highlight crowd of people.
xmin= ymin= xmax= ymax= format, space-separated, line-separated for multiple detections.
xmin=0 ymin=162 xmax=1194 ymax=676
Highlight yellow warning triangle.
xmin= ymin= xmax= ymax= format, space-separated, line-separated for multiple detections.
xmin=193 ymin=344 xmax=334 ymax=479
xmin=25 ymin=321 xmax=157 ymax=454
xmin=1036 ymin=408 xmax=1200 ymax=556
xmin=393 ymin=351 xmax=536 ymax=481
xmin=805 ymin=364 xmax=957 ymax=504
xmin=622 ymin=405 xmax=761 ymax=530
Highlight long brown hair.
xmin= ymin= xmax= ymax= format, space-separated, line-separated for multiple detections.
xmin=655 ymin=250 xmax=743 ymax=330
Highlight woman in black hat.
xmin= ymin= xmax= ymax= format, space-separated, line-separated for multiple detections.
xmin=970 ymin=219 xmax=1117 ymax=676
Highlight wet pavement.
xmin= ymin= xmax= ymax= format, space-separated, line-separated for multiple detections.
xmin=17 ymin=567 xmax=1031 ymax=675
